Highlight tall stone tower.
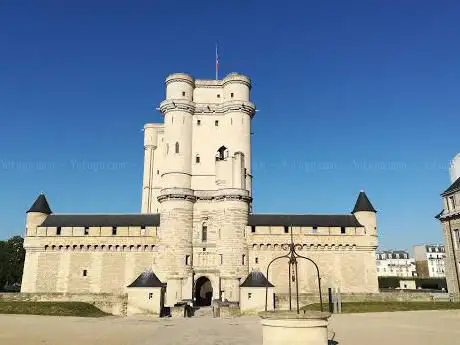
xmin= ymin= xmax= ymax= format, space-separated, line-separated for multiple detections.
xmin=142 ymin=72 xmax=256 ymax=306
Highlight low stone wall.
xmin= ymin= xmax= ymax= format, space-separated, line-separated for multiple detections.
xmin=275 ymin=291 xmax=452 ymax=309
xmin=0 ymin=293 xmax=127 ymax=316
xmin=220 ymin=304 xmax=241 ymax=317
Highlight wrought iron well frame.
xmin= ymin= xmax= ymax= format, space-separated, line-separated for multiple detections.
xmin=265 ymin=229 xmax=323 ymax=313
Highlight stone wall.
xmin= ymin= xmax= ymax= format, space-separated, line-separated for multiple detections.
xmin=0 ymin=292 xmax=127 ymax=316
xmin=21 ymin=246 xmax=157 ymax=295
xmin=275 ymin=291 xmax=452 ymax=309
xmin=247 ymin=232 xmax=378 ymax=294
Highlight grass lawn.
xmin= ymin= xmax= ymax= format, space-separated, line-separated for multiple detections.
xmin=0 ymin=301 xmax=109 ymax=317
xmin=301 ymin=301 xmax=460 ymax=314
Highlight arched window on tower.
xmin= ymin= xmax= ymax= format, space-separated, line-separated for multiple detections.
xmin=202 ymin=223 xmax=208 ymax=242
xmin=216 ymin=146 xmax=228 ymax=161
xmin=175 ymin=142 xmax=179 ymax=154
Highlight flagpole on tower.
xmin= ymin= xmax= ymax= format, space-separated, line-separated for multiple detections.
xmin=215 ymin=43 xmax=219 ymax=80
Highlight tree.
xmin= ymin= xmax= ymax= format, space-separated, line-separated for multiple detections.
xmin=0 ymin=236 xmax=25 ymax=290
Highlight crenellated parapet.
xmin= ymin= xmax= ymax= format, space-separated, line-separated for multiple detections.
xmin=157 ymin=187 xmax=196 ymax=203
xmin=159 ymin=99 xmax=196 ymax=114
xmin=194 ymin=188 xmax=251 ymax=202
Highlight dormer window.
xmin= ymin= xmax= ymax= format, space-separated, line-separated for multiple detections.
xmin=216 ymin=146 xmax=228 ymax=161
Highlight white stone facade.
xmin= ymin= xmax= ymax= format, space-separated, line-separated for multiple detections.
xmin=21 ymin=72 xmax=379 ymax=310
xmin=413 ymin=244 xmax=446 ymax=278
xmin=450 ymin=153 xmax=460 ymax=183
xmin=376 ymin=251 xmax=416 ymax=277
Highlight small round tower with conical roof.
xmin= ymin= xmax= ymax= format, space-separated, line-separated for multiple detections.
xmin=26 ymin=193 xmax=52 ymax=236
xmin=352 ymin=190 xmax=377 ymax=236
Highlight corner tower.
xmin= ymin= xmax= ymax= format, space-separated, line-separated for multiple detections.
xmin=352 ymin=190 xmax=377 ymax=236
xmin=26 ymin=193 xmax=52 ymax=236
xmin=214 ymin=74 xmax=255 ymax=302
xmin=156 ymin=73 xmax=196 ymax=305
xmin=22 ymin=193 xmax=52 ymax=293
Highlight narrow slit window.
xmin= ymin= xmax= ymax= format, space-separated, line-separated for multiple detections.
xmin=196 ymin=155 xmax=200 ymax=163
xmin=202 ymin=224 xmax=208 ymax=242
xmin=83 ymin=270 xmax=87 ymax=277
xmin=215 ymin=120 xmax=219 ymax=126
xmin=341 ymin=227 xmax=346 ymax=234
xmin=251 ymin=226 xmax=256 ymax=233
xmin=175 ymin=142 xmax=179 ymax=154
xmin=84 ymin=227 xmax=89 ymax=235
xmin=56 ymin=227 xmax=61 ymax=236
xmin=284 ymin=226 xmax=289 ymax=233
xmin=112 ymin=227 xmax=117 ymax=236
xmin=197 ymin=119 xmax=201 ymax=126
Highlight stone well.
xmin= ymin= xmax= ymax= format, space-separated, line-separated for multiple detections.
xmin=259 ymin=310 xmax=331 ymax=345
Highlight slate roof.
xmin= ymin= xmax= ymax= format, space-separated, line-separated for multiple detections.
xmin=41 ymin=214 xmax=160 ymax=227
xmin=352 ymin=191 xmax=377 ymax=213
xmin=240 ymin=271 xmax=274 ymax=288
xmin=38 ymin=212 xmax=362 ymax=228
xmin=442 ymin=177 xmax=460 ymax=196
xmin=248 ymin=214 xmax=363 ymax=227
xmin=127 ymin=270 xmax=164 ymax=288
xmin=27 ymin=194 xmax=52 ymax=214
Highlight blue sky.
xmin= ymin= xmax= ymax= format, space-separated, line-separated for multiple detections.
xmin=0 ymin=0 xmax=458 ymax=252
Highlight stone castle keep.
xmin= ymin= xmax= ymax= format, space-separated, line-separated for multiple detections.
xmin=21 ymin=72 xmax=379 ymax=312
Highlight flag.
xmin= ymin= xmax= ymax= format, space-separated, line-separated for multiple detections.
xmin=215 ymin=44 xmax=219 ymax=80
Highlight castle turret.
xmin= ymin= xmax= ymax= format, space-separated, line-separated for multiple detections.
xmin=221 ymin=73 xmax=255 ymax=196
xmin=22 ymin=193 xmax=52 ymax=293
xmin=141 ymin=123 xmax=163 ymax=213
xmin=26 ymin=193 xmax=52 ymax=236
xmin=157 ymin=73 xmax=196 ymax=305
xmin=214 ymin=74 xmax=255 ymax=303
xmin=352 ymin=191 xmax=377 ymax=236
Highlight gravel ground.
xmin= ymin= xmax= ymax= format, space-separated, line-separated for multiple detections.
xmin=0 ymin=310 xmax=458 ymax=345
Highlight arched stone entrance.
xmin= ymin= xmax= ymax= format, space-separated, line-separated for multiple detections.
xmin=195 ymin=276 xmax=213 ymax=306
